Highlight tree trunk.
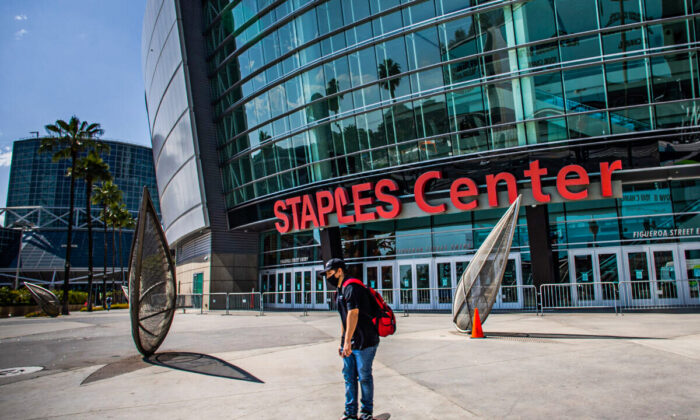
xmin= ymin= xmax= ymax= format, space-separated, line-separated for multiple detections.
xmin=111 ymin=226 xmax=116 ymax=298
xmin=86 ymin=179 xmax=94 ymax=312
xmin=118 ymin=227 xmax=123 ymax=303
xmin=63 ymin=153 xmax=77 ymax=315
xmin=103 ymin=215 xmax=108 ymax=308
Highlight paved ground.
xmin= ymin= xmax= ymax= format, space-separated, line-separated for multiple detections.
xmin=1 ymin=310 xmax=699 ymax=419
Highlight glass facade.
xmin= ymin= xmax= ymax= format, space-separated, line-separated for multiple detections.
xmin=2 ymin=138 xmax=159 ymax=272
xmin=203 ymin=0 xmax=700 ymax=209
xmin=6 ymin=139 xmax=160 ymax=217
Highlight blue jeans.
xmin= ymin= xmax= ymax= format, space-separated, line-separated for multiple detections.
xmin=342 ymin=345 xmax=378 ymax=416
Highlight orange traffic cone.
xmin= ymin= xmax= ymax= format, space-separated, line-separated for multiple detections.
xmin=471 ymin=308 xmax=485 ymax=338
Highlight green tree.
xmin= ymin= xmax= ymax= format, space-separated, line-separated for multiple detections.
xmin=69 ymin=149 xmax=111 ymax=311
xmin=92 ymin=180 xmax=122 ymax=306
xmin=114 ymin=203 xmax=135 ymax=299
xmin=39 ymin=116 xmax=104 ymax=315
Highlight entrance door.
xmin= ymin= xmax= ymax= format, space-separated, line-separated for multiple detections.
xmin=495 ymin=254 xmax=523 ymax=309
xmin=434 ymin=256 xmax=471 ymax=310
xmin=569 ymin=248 xmax=622 ymax=307
xmin=679 ymin=245 xmax=700 ymax=305
xmin=364 ymin=262 xmax=396 ymax=305
xmin=397 ymin=259 xmax=433 ymax=310
xmin=310 ymin=265 xmax=328 ymax=310
xmin=623 ymin=246 xmax=682 ymax=306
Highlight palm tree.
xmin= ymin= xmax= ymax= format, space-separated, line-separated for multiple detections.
xmin=92 ymin=180 xmax=122 ymax=306
xmin=69 ymin=149 xmax=111 ymax=311
xmin=39 ymin=116 xmax=104 ymax=315
xmin=378 ymin=59 xmax=402 ymax=100
xmin=114 ymin=203 xmax=134 ymax=300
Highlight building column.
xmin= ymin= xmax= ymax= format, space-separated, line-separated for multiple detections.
xmin=320 ymin=227 xmax=343 ymax=263
xmin=525 ymin=204 xmax=558 ymax=290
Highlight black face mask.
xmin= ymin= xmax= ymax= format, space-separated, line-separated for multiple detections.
xmin=326 ymin=276 xmax=339 ymax=289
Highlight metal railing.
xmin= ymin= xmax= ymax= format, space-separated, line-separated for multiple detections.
xmin=173 ymin=280 xmax=699 ymax=316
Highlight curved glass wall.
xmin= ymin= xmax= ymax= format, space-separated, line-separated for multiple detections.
xmin=203 ymin=0 xmax=700 ymax=209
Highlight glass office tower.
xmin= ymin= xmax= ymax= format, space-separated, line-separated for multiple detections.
xmin=1 ymin=138 xmax=159 ymax=285
xmin=145 ymin=0 xmax=700 ymax=310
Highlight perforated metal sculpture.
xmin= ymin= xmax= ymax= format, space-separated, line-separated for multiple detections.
xmin=128 ymin=187 xmax=177 ymax=356
xmin=24 ymin=282 xmax=60 ymax=317
xmin=452 ymin=195 xmax=522 ymax=332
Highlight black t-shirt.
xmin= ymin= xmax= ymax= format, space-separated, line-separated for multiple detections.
xmin=337 ymin=280 xmax=380 ymax=350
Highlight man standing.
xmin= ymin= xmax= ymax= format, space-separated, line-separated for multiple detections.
xmin=320 ymin=258 xmax=379 ymax=420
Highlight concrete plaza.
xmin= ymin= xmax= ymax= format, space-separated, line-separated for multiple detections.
xmin=1 ymin=310 xmax=699 ymax=419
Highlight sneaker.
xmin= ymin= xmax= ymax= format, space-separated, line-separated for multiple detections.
xmin=359 ymin=411 xmax=373 ymax=420
xmin=341 ymin=413 xmax=358 ymax=420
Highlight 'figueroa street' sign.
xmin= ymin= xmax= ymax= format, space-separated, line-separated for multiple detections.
xmin=274 ymin=160 xmax=623 ymax=234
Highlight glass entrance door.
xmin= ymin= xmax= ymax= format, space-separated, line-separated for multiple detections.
xmin=569 ymin=248 xmax=622 ymax=307
xmin=364 ymin=262 xmax=396 ymax=305
xmin=397 ymin=259 xmax=433 ymax=310
xmin=494 ymin=254 xmax=523 ymax=310
xmin=623 ymin=246 xmax=682 ymax=306
xmin=680 ymin=245 xmax=700 ymax=305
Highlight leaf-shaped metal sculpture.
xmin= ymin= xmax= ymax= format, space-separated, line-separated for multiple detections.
xmin=453 ymin=195 xmax=522 ymax=332
xmin=24 ymin=282 xmax=60 ymax=317
xmin=128 ymin=187 xmax=176 ymax=356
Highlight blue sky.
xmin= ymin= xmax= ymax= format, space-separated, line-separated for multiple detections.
xmin=0 ymin=0 xmax=150 ymax=210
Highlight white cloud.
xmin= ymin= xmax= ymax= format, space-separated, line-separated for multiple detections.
xmin=14 ymin=28 xmax=28 ymax=40
xmin=0 ymin=147 xmax=12 ymax=167
xmin=14 ymin=14 xmax=27 ymax=21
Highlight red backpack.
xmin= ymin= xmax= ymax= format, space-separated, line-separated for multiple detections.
xmin=342 ymin=278 xmax=396 ymax=337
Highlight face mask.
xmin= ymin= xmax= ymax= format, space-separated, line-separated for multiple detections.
xmin=326 ymin=275 xmax=339 ymax=289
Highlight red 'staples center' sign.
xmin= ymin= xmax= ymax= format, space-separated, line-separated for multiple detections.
xmin=273 ymin=160 xmax=622 ymax=234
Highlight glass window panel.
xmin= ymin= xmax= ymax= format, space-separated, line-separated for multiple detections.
xmin=650 ymin=53 xmax=694 ymax=102
xmin=554 ymin=0 xmax=598 ymax=35
xmin=343 ymin=0 xmax=370 ymax=23
xmin=514 ymin=0 xmax=557 ymax=43
xmin=598 ymin=0 xmax=642 ymax=28
xmin=523 ymin=72 xmax=566 ymax=119
xmin=278 ymin=21 xmax=297 ymax=55
xmin=415 ymin=94 xmax=449 ymax=138
xmin=478 ymin=8 xmax=509 ymax=56
xmin=447 ymin=86 xmax=489 ymax=154
xmin=440 ymin=16 xmax=479 ymax=61
xmin=373 ymin=10 xmax=403 ymax=36
xmin=562 ymin=66 xmax=607 ymax=111
xmin=295 ymin=8 xmax=319 ymax=45
xmin=406 ymin=27 xmax=441 ymax=71
xmin=609 ymin=106 xmax=652 ymax=134
xmin=645 ymin=0 xmax=687 ymax=20
xmin=410 ymin=67 xmax=445 ymax=93
xmin=602 ymin=28 xmax=644 ymax=56
xmin=365 ymin=109 xmax=386 ymax=149
xmin=437 ymin=0 xmax=475 ymax=15
xmin=298 ymin=43 xmax=321 ymax=66
xmin=349 ymin=47 xmax=379 ymax=87
xmin=486 ymin=81 xmax=518 ymax=124
xmin=647 ymin=21 xmax=689 ymax=50
xmin=402 ymin=0 xmax=435 ymax=25
xmin=567 ymin=111 xmax=610 ymax=138
xmin=371 ymin=0 xmax=400 ymax=15
xmin=317 ymin=0 xmax=344 ymax=35
xmin=321 ymin=32 xmax=347 ymax=56
xmin=655 ymin=100 xmax=698 ymax=128
xmin=352 ymin=84 xmax=381 ymax=108
xmin=345 ymin=21 xmax=374 ymax=46
xmin=606 ymin=59 xmax=649 ymax=107
xmin=518 ymin=41 xmax=559 ymax=70
xmin=560 ymin=35 xmax=601 ymax=64
xmin=301 ymin=66 xmax=326 ymax=104
xmin=532 ymin=117 xmax=568 ymax=143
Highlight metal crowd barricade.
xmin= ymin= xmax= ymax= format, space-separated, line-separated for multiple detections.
xmin=618 ymin=279 xmax=700 ymax=312
xmin=176 ymin=293 xmax=200 ymax=314
xmin=539 ymin=282 xmax=620 ymax=315
xmin=224 ymin=292 xmax=262 ymax=315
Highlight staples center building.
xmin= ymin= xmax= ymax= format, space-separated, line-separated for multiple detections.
xmin=143 ymin=0 xmax=700 ymax=311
